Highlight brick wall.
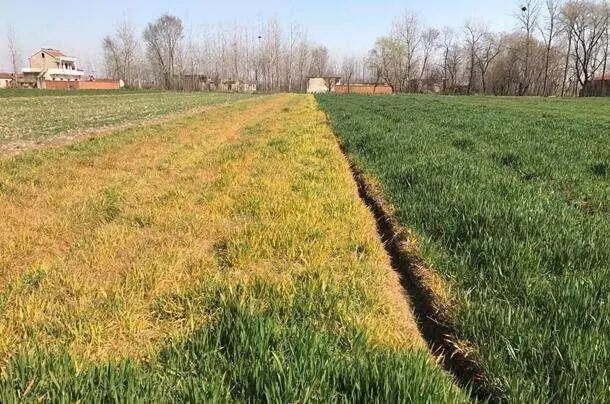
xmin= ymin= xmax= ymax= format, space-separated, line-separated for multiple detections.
xmin=78 ymin=80 xmax=120 ymax=90
xmin=334 ymin=84 xmax=393 ymax=94
xmin=41 ymin=80 xmax=120 ymax=90
xmin=42 ymin=80 xmax=76 ymax=90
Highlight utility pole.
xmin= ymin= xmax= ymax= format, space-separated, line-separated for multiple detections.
xmin=255 ymin=35 xmax=262 ymax=92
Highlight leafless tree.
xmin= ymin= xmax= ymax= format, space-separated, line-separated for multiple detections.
xmin=102 ymin=36 xmax=121 ymax=79
xmin=103 ymin=19 xmax=141 ymax=87
xmin=98 ymin=2 xmax=608 ymax=96
xmin=392 ymin=10 xmax=421 ymax=90
xmin=560 ymin=1 xmax=580 ymax=95
xmin=260 ymin=18 xmax=283 ymax=91
xmin=516 ymin=0 xmax=541 ymax=95
xmin=566 ymin=0 xmax=607 ymax=89
xmin=464 ymin=21 xmax=486 ymax=93
xmin=541 ymin=0 xmax=562 ymax=95
xmin=341 ymin=56 xmax=358 ymax=91
xmin=117 ymin=20 xmax=139 ymax=86
xmin=419 ymin=27 xmax=440 ymax=86
xmin=284 ymin=22 xmax=304 ymax=92
xmin=6 ymin=24 xmax=22 ymax=74
xmin=103 ymin=15 xmax=335 ymax=92
xmin=359 ymin=0 xmax=610 ymax=96
xmin=476 ymin=33 xmax=503 ymax=92
xmin=310 ymin=45 xmax=330 ymax=77
xmin=367 ymin=36 xmax=406 ymax=92
xmin=440 ymin=27 xmax=456 ymax=91
xmin=143 ymin=14 xmax=184 ymax=89
xmin=601 ymin=0 xmax=609 ymax=78
xmin=295 ymin=37 xmax=310 ymax=92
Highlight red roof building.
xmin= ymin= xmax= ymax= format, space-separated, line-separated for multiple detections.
xmin=40 ymin=48 xmax=67 ymax=58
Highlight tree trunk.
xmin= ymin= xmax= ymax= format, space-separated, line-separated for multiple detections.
xmin=561 ymin=30 xmax=573 ymax=97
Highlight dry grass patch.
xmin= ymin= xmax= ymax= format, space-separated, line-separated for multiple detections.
xmin=0 ymin=94 xmax=463 ymax=401
xmin=0 ymin=94 xmax=424 ymax=363
xmin=0 ymin=96 xmax=285 ymax=363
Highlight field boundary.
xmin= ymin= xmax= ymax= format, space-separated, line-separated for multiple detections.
xmin=0 ymin=95 xmax=267 ymax=158
xmin=324 ymin=113 xmax=502 ymax=402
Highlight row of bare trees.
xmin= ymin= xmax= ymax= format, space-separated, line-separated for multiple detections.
xmin=6 ymin=1 xmax=602 ymax=95
xmin=102 ymin=15 xmax=334 ymax=91
xmin=364 ymin=0 xmax=609 ymax=96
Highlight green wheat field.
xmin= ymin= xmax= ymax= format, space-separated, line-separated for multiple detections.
xmin=318 ymin=93 xmax=610 ymax=402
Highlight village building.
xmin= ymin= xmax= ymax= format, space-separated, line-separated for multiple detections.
xmin=15 ymin=48 xmax=122 ymax=90
xmin=219 ymin=79 xmax=257 ymax=93
xmin=164 ymin=74 xmax=257 ymax=92
xmin=22 ymin=48 xmax=84 ymax=83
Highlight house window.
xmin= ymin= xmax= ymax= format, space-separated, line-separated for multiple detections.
xmin=41 ymin=53 xmax=45 ymax=59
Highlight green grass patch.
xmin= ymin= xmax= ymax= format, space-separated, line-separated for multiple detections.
xmin=0 ymin=90 xmax=253 ymax=144
xmin=0 ymin=88 xmax=159 ymax=98
xmin=0 ymin=281 xmax=463 ymax=402
xmin=317 ymin=93 xmax=610 ymax=402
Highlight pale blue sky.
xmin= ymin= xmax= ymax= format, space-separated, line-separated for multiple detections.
xmin=1 ymin=0 xmax=520 ymax=71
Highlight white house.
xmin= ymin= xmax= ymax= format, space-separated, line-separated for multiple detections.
xmin=22 ymin=48 xmax=84 ymax=83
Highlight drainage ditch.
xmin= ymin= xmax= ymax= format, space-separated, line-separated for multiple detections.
xmin=336 ymin=140 xmax=503 ymax=403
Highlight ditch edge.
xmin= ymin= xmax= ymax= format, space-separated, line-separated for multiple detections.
xmin=330 ymin=129 xmax=504 ymax=403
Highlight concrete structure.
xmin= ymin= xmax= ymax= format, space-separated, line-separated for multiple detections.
xmin=334 ymin=83 xmax=394 ymax=94
xmin=22 ymin=49 xmax=84 ymax=83
xmin=307 ymin=77 xmax=341 ymax=93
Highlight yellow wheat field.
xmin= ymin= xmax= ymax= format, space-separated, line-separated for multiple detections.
xmin=0 ymin=94 xmax=423 ymax=369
